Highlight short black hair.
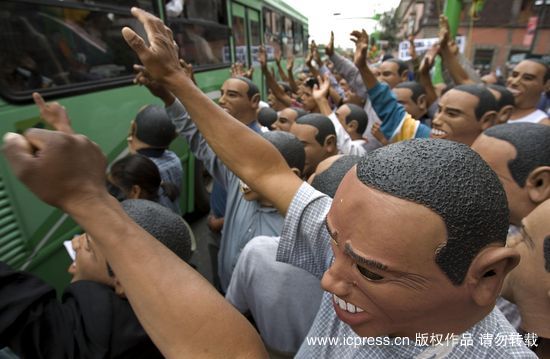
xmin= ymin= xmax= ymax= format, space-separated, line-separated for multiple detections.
xmin=484 ymin=123 xmax=550 ymax=187
xmin=344 ymin=104 xmax=369 ymax=135
xmin=356 ymin=139 xmax=508 ymax=285
xmin=258 ymin=107 xmax=278 ymax=128
xmin=385 ymin=59 xmax=408 ymax=76
xmin=109 ymin=154 xmax=161 ymax=201
xmin=488 ymin=84 xmax=515 ymax=110
xmin=296 ymin=114 xmax=336 ymax=146
xmin=278 ymin=81 xmax=293 ymax=95
xmin=290 ymin=107 xmax=308 ymax=119
xmin=524 ymin=58 xmax=550 ymax=83
xmin=311 ymin=155 xmax=362 ymax=198
xmin=235 ymin=76 xmax=260 ymax=99
xmin=122 ymin=199 xmax=192 ymax=262
xmin=261 ymin=131 xmax=305 ymax=173
xmin=135 ymin=105 xmax=176 ymax=148
xmin=395 ymin=81 xmax=426 ymax=102
xmin=453 ymin=84 xmax=498 ymax=120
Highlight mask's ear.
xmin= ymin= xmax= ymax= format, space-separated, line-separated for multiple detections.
xmin=323 ymin=134 xmax=337 ymax=155
xmin=526 ymin=166 xmax=550 ymax=205
xmin=416 ymin=94 xmax=427 ymax=112
xmin=497 ymin=105 xmax=514 ymax=124
xmin=465 ymin=246 xmax=519 ymax=307
xmin=129 ymin=185 xmax=142 ymax=199
xmin=290 ymin=167 xmax=301 ymax=179
xmin=479 ymin=111 xmax=498 ymax=130
xmin=250 ymin=93 xmax=261 ymax=110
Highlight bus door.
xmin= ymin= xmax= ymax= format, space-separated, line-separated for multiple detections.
xmin=230 ymin=3 xmax=261 ymax=86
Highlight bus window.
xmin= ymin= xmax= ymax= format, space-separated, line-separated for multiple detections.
xmin=0 ymin=1 xmax=149 ymax=101
xmin=170 ymin=21 xmax=230 ymax=67
xmin=167 ymin=0 xmax=230 ymax=68
xmin=263 ymin=8 xmax=281 ymax=61
xmin=293 ymin=22 xmax=304 ymax=56
xmin=282 ymin=17 xmax=294 ymax=58
xmin=80 ymin=1 xmax=155 ymax=13
xmin=249 ymin=12 xmax=261 ymax=66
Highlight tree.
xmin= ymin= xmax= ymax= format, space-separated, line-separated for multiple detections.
xmin=377 ymin=10 xmax=399 ymax=52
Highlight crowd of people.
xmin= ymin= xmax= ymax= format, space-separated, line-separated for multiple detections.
xmin=1 ymin=6 xmax=550 ymax=359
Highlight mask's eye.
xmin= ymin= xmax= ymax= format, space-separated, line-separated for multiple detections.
xmin=356 ymin=264 xmax=384 ymax=281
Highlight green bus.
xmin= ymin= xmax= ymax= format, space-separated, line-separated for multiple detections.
xmin=0 ymin=0 xmax=308 ymax=292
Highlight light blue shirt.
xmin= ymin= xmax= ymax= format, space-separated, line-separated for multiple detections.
xmin=166 ymin=100 xmax=283 ymax=291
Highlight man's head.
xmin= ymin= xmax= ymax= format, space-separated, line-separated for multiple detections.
xmin=432 ymin=84 xmax=498 ymax=145
xmin=309 ymin=155 xmax=362 ymax=198
xmin=507 ymin=59 xmax=550 ymax=110
xmin=501 ymin=198 xmax=550 ymax=313
xmin=393 ymin=81 xmax=428 ymax=121
xmin=128 ymin=105 xmax=176 ymax=153
xmin=267 ymin=81 xmax=293 ymax=111
xmin=272 ymin=107 xmax=307 ymax=132
xmin=239 ymin=131 xmax=305 ymax=202
xmin=290 ymin=114 xmax=337 ymax=178
xmin=471 ymin=123 xmax=550 ymax=225
xmin=219 ymin=77 xmax=260 ymax=125
xmin=300 ymin=78 xmax=321 ymax=113
xmin=323 ymin=139 xmax=518 ymax=338
xmin=487 ymin=84 xmax=515 ymax=124
xmin=335 ymin=104 xmax=368 ymax=140
xmin=257 ymin=107 xmax=278 ymax=129
xmin=69 ymin=199 xmax=193 ymax=296
xmin=378 ymin=59 xmax=409 ymax=89
xmin=108 ymin=154 xmax=161 ymax=201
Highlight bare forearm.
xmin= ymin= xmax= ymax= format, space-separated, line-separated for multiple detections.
xmin=287 ymin=69 xmax=298 ymax=93
xmin=440 ymin=48 xmax=474 ymax=85
xmin=262 ymin=65 xmax=292 ymax=107
xmin=357 ymin=64 xmax=378 ymax=90
xmin=315 ymin=97 xmax=333 ymax=117
xmin=67 ymin=195 xmax=265 ymax=358
xmin=418 ymin=71 xmax=438 ymax=107
xmin=276 ymin=62 xmax=289 ymax=82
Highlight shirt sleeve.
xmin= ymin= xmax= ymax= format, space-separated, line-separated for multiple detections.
xmin=166 ymin=98 xmax=231 ymax=188
xmin=367 ymin=82 xmax=430 ymax=141
xmin=276 ymin=183 xmax=333 ymax=279
xmin=330 ymin=53 xmax=367 ymax=99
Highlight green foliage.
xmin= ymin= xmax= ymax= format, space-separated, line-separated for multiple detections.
xmin=377 ymin=10 xmax=399 ymax=51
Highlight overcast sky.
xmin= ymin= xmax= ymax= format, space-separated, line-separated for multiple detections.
xmin=284 ymin=0 xmax=402 ymax=49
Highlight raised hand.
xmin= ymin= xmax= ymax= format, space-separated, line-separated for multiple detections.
xmin=325 ymin=31 xmax=335 ymax=57
xmin=312 ymin=74 xmax=330 ymax=102
xmin=2 ymin=130 xmax=108 ymax=211
xmin=32 ymin=92 xmax=74 ymax=134
xmin=133 ymin=64 xmax=175 ymax=105
xmin=258 ymin=46 xmax=267 ymax=68
xmin=286 ymin=55 xmax=294 ymax=72
xmin=121 ymin=8 xmax=184 ymax=83
xmin=419 ymin=43 xmax=438 ymax=74
xmin=351 ymin=29 xmax=369 ymax=69
xmin=438 ymin=15 xmax=450 ymax=49
xmin=371 ymin=122 xmax=388 ymax=146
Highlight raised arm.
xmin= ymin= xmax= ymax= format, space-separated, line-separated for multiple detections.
xmin=259 ymin=46 xmax=293 ymax=107
xmin=418 ymin=44 xmax=438 ymax=108
xmin=438 ymin=15 xmax=475 ymax=85
xmin=352 ymin=29 xmax=430 ymax=141
xmin=3 ymin=129 xmax=265 ymax=358
xmin=286 ymin=55 xmax=299 ymax=93
xmin=123 ymin=9 xmax=302 ymax=213
xmin=32 ymin=92 xmax=75 ymax=134
xmin=274 ymin=52 xmax=289 ymax=82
